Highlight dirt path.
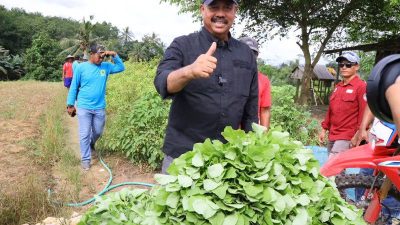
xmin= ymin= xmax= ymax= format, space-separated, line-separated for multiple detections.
xmin=59 ymin=95 xmax=156 ymax=213
xmin=0 ymin=81 xmax=61 ymax=194
xmin=0 ymin=81 xmax=156 ymax=221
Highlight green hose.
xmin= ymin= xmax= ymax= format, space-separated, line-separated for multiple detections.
xmin=48 ymin=152 xmax=155 ymax=207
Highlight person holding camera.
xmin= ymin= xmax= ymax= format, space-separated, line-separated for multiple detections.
xmin=66 ymin=43 xmax=125 ymax=171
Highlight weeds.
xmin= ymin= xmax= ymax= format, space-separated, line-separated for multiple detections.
xmin=0 ymin=84 xmax=82 ymax=225
xmin=0 ymin=175 xmax=59 ymax=225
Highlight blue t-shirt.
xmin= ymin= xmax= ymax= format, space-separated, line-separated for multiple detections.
xmin=72 ymin=60 xmax=79 ymax=72
xmin=67 ymin=55 xmax=125 ymax=109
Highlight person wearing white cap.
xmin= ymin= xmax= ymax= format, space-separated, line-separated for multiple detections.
xmin=319 ymin=51 xmax=367 ymax=157
xmin=63 ymin=55 xmax=74 ymax=89
xmin=239 ymin=37 xmax=271 ymax=129
xmin=155 ymin=0 xmax=258 ymax=174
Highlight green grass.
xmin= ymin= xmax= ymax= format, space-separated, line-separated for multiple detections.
xmin=0 ymin=175 xmax=60 ymax=225
xmin=0 ymin=84 xmax=82 ymax=225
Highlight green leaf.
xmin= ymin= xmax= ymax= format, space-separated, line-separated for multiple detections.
xmin=178 ymin=175 xmax=193 ymax=188
xmin=338 ymin=205 xmax=358 ymax=221
xmin=204 ymin=179 xmax=221 ymax=191
xmin=166 ymin=192 xmax=179 ymax=209
xmin=296 ymin=194 xmax=310 ymax=206
xmin=223 ymin=213 xmax=238 ymax=225
xmin=252 ymin=123 xmax=267 ymax=136
xmin=192 ymin=153 xmax=204 ymax=167
xmin=154 ymin=174 xmax=177 ymax=185
xmin=212 ymin=183 xmax=229 ymax=199
xmin=209 ymin=212 xmax=225 ymax=225
xmin=192 ymin=197 xmax=219 ymax=219
xmin=292 ymin=208 xmax=309 ymax=225
xmin=319 ymin=210 xmax=330 ymax=223
xmin=243 ymin=184 xmax=263 ymax=198
xmin=207 ymin=164 xmax=224 ymax=178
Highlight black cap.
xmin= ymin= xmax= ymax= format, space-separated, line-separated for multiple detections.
xmin=89 ymin=44 xmax=105 ymax=54
xmin=202 ymin=0 xmax=238 ymax=5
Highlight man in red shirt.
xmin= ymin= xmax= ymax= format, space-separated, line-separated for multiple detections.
xmin=239 ymin=37 xmax=272 ymax=129
xmin=319 ymin=51 xmax=367 ymax=157
xmin=63 ymin=55 xmax=74 ymax=89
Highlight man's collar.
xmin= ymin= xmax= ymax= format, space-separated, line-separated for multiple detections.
xmin=339 ymin=74 xmax=361 ymax=86
xmin=200 ymin=27 xmax=233 ymax=51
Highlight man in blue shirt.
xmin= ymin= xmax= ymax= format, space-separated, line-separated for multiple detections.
xmin=67 ymin=44 xmax=125 ymax=170
xmin=155 ymin=0 xmax=258 ymax=173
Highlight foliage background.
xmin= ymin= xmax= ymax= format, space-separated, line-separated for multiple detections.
xmin=97 ymin=60 xmax=170 ymax=169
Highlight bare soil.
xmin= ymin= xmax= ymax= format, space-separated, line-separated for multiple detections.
xmin=58 ymin=102 xmax=155 ymax=213
xmin=0 ymin=81 xmax=58 ymax=194
xmin=0 ymin=81 xmax=156 ymax=216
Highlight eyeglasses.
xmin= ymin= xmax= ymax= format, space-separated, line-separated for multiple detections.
xmin=338 ymin=63 xmax=356 ymax=68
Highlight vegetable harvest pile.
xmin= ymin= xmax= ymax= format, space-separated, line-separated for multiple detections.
xmin=79 ymin=124 xmax=366 ymax=225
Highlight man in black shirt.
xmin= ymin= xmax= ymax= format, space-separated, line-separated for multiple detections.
xmin=154 ymin=0 xmax=258 ymax=173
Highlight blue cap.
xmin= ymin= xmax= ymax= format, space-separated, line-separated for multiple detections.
xmin=336 ymin=51 xmax=360 ymax=64
xmin=203 ymin=0 xmax=238 ymax=5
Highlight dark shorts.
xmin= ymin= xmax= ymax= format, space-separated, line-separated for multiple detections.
xmin=64 ymin=77 xmax=72 ymax=88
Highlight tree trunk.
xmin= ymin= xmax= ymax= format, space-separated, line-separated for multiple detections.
xmin=297 ymin=63 xmax=313 ymax=105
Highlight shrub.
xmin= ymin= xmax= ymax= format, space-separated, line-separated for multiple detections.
xmin=23 ymin=33 xmax=63 ymax=81
xmin=102 ymin=91 xmax=170 ymax=169
xmin=99 ymin=60 xmax=169 ymax=169
xmin=0 ymin=46 xmax=25 ymax=80
xmin=271 ymin=85 xmax=319 ymax=145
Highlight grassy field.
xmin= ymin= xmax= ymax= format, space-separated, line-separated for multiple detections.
xmin=0 ymin=80 xmax=155 ymax=225
xmin=0 ymin=81 xmax=72 ymax=224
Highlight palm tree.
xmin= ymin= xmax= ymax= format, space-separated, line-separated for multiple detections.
xmin=59 ymin=15 xmax=100 ymax=58
xmin=120 ymin=26 xmax=134 ymax=46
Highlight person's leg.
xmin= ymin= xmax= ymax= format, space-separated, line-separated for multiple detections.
xmin=327 ymin=140 xmax=335 ymax=158
xmin=161 ymin=155 xmax=174 ymax=174
xmin=77 ymin=108 xmax=93 ymax=168
xmin=91 ymin=109 xmax=106 ymax=149
xmin=330 ymin=140 xmax=351 ymax=156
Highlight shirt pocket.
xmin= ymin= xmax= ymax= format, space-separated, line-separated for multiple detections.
xmin=232 ymin=67 xmax=252 ymax=97
xmin=342 ymin=93 xmax=356 ymax=102
xmin=340 ymin=93 xmax=357 ymax=111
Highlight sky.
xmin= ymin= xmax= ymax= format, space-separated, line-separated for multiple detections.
xmin=1 ymin=0 xmax=309 ymax=66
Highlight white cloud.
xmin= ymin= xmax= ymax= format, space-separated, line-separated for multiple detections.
xmin=1 ymin=0 xmax=321 ymax=66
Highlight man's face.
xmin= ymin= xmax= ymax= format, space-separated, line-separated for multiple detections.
xmin=338 ymin=60 xmax=359 ymax=78
xmin=90 ymin=52 xmax=105 ymax=65
xmin=201 ymin=0 xmax=238 ymax=40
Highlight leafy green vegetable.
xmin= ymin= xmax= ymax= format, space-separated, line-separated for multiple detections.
xmin=80 ymin=124 xmax=366 ymax=225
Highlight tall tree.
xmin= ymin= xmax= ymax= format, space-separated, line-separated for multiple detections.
xmin=24 ymin=33 xmax=63 ymax=81
xmin=162 ymin=0 xmax=400 ymax=105
xmin=129 ymin=33 xmax=165 ymax=62
xmin=59 ymin=16 xmax=100 ymax=57
xmin=120 ymin=26 xmax=134 ymax=46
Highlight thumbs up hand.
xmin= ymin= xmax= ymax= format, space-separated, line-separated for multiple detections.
xmin=189 ymin=42 xmax=218 ymax=79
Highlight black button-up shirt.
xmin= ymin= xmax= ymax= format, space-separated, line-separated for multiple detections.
xmin=155 ymin=27 xmax=258 ymax=158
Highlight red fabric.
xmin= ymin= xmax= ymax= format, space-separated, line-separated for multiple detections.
xmin=63 ymin=62 xmax=73 ymax=78
xmin=258 ymin=72 xmax=271 ymax=115
xmin=321 ymin=75 xmax=367 ymax=141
